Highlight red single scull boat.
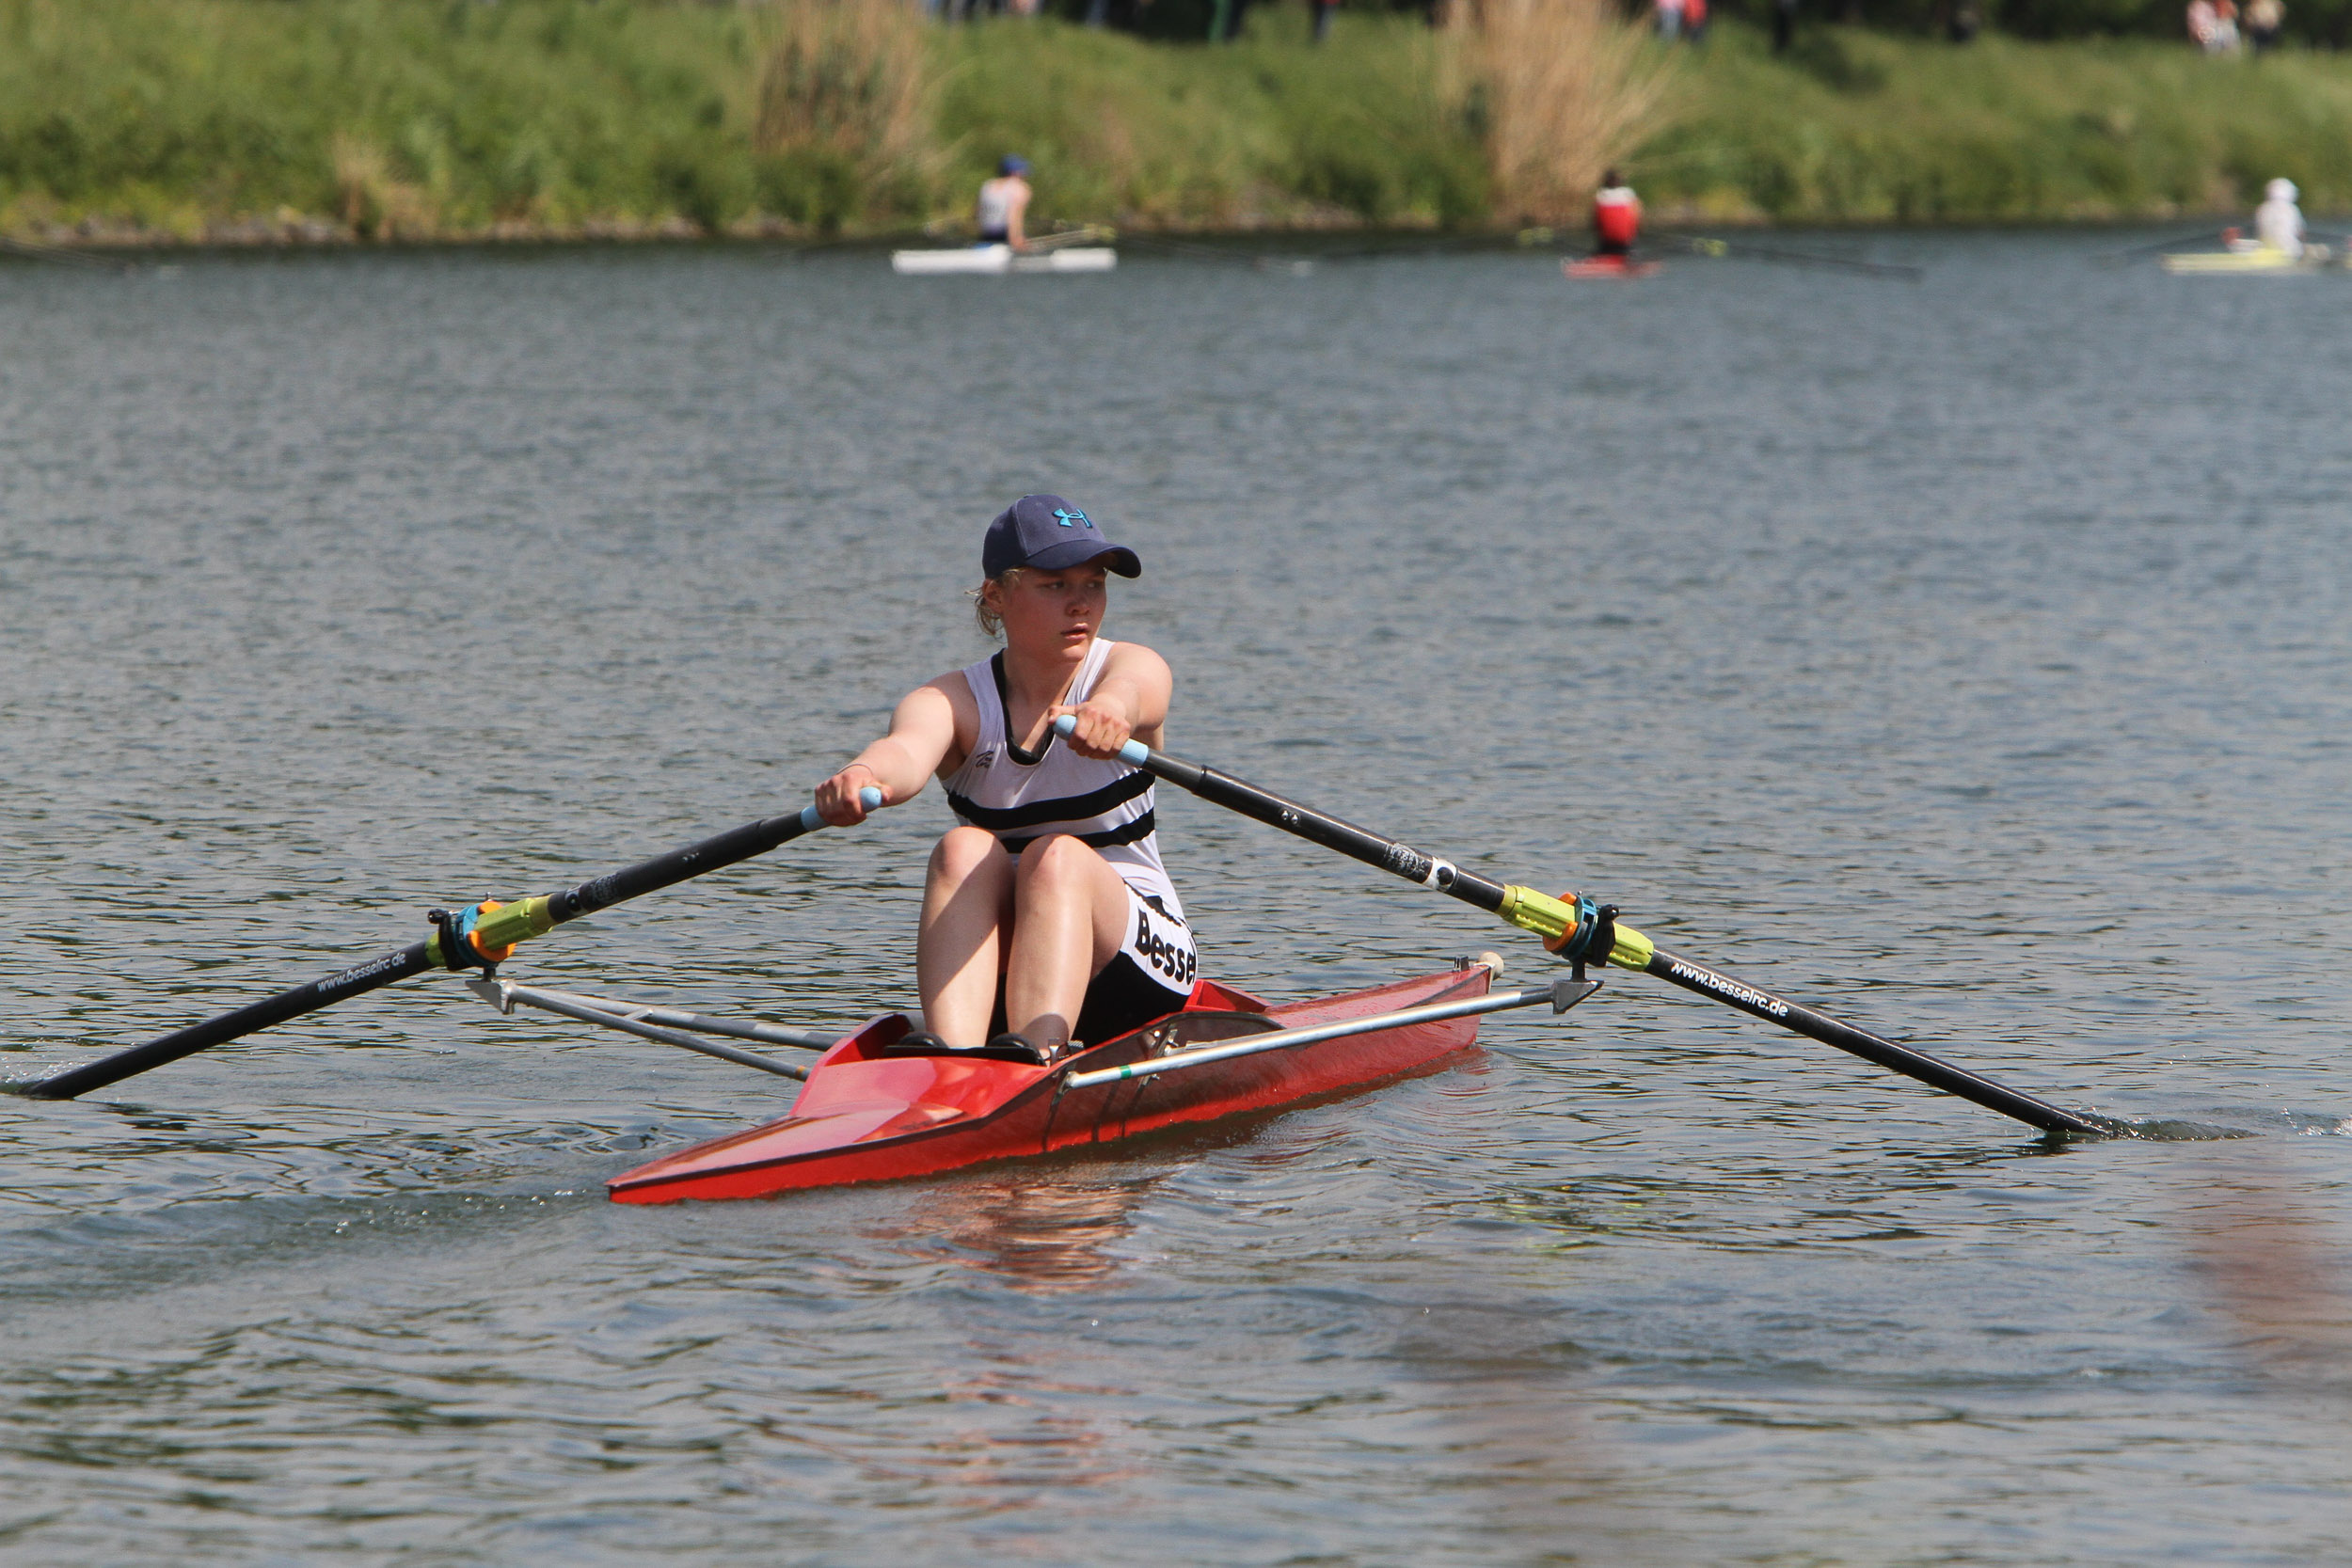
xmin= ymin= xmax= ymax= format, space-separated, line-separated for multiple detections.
xmin=1564 ymin=255 xmax=1660 ymax=279
xmin=591 ymin=958 xmax=1587 ymax=1203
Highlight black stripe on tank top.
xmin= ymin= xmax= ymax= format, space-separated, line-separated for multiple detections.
xmin=999 ymin=810 xmax=1157 ymax=858
xmin=946 ymin=768 xmax=1153 ymax=832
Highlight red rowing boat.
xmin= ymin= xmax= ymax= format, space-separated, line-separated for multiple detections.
xmin=607 ymin=962 xmax=1507 ymax=1203
xmin=1563 ymin=255 xmax=1660 ymax=279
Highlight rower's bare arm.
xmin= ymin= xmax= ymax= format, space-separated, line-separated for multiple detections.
xmin=814 ymin=682 xmax=961 ymax=825
xmin=1008 ymin=185 xmax=1030 ymax=250
xmin=1056 ymin=643 xmax=1171 ymax=759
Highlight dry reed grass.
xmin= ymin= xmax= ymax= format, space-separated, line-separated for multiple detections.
xmin=331 ymin=134 xmax=438 ymax=240
xmin=1449 ymin=0 xmax=1677 ymax=224
xmin=753 ymin=0 xmax=933 ymax=175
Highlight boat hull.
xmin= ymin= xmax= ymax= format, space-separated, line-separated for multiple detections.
xmin=2159 ymin=249 xmax=2329 ymax=275
xmin=1564 ymin=255 xmax=1660 ymax=279
xmin=608 ymin=966 xmax=1492 ymax=1203
xmin=892 ymin=245 xmax=1118 ymax=276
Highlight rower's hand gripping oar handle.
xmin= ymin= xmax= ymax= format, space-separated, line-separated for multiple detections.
xmin=20 ymin=788 xmax=881 ymax=1101
xmin=422 ymin=788 xmax=882 ymax=974
xmin=1052 ymin=717 xmax=1651 ymax=970
xmin=1056 ymin=717 xmax=2111 ymax=1139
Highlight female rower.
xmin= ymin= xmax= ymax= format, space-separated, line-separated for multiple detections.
xmin=812 ymin=495 xmax=1196 ymax=1064
xmin=976 ymin=155 xmax=1031 ymax=250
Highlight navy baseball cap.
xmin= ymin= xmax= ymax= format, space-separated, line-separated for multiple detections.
xmin=982 ymin=495 xmax=1140 ymax=578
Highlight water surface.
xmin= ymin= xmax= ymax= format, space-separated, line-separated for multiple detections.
xmin=2 ymin=231 xmax=2347 ymax=1563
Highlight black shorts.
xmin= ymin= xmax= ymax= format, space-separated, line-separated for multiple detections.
xmin=991 ymin=888 xmax=1196 ymax=1048
xmin=1072 ymin=952 xmax=1191 ymax=1048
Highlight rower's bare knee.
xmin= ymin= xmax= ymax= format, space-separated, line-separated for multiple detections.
xmin=930 ymin=825 xmax=1008 ymax=885
xmin=1014 ymin=835 xmax=1130 ymax=961
xmin=1013 ymin=833 xmax=1104 ymax=899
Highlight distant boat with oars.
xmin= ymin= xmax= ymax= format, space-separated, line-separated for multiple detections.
xmin=893 ymin=226 xmax=1117 ymax=276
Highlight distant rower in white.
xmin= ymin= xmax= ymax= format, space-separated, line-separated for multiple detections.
xmin=2253 ymin=177 xmax=2304 ymax=259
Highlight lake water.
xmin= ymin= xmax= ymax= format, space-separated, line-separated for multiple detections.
xmin=2 ymin=231 xmax=2347 ymax=1564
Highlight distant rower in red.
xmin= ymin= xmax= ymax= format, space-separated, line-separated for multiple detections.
xmin=1594 ymin=169 xmax=1642 ymax=259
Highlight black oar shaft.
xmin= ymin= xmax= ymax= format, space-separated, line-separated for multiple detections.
xmin=1145 ymin=751 xmax=1509 ymax=912
xmin=26 ymin=943 xmax=436 ymax=1101
xmin=1097 ymin=724 xmax=2106 ymax=1138
xmin=538 ymin=812 xmax=823 ymax=927
xmin=24 ymin=802 xmax=850 ymax=1101
xmin=1642 ymin=949 xmax=2105 ymax=1136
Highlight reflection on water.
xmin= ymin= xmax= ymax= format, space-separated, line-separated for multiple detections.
xmin=877 ymin=1166 xmax=1159 ymax=1293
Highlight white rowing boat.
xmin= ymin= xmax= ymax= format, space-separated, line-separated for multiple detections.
xmin=891 ymin=244 xmax=1118 ymax=277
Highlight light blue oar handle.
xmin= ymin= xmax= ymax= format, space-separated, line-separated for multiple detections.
xmin=796 ymin=786 xmax=883 ymax=832
xmin=1051 ymin=713 xmax=1152 ymax=766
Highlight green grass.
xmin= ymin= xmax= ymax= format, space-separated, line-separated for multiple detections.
xmin=0 ymin=0 xmax=771 ymax=239
xmin=3 ymin=0 xmax=2350 ymax=244
xmin=1644 ymin=25 xmax=2352 ymax=220
xmin=0 ymin=0 xmax=1486 ymax=241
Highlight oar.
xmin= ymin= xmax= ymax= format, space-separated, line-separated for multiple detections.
xmin=2091 ymin=228 xmax=2225 ymax=266
xmin=17 ymin=787 xmax=881 ymax=1101
xmin=0 ymin=234 xmax=135 ymax=273
xmin=1652 ymin=230 xmax=1924 ymax=281
xmin=1024 ymin=225 xmax=1115 ymax=252
xmin=1053 ymin=718 xmax=2109 ymax=1137
xmin=1113 ymin=233 xmax=1314 ymax=270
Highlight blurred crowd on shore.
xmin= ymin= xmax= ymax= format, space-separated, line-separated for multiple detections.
xmin=1652 ymin=0 xmax=1712 ymax=42
xmin=2187 ymin=0 xmax=2290 ymax=52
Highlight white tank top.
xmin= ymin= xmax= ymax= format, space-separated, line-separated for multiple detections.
xmin=976 ymin=178 xmax=1016 ymax=238
xmin=2255 ymin=198 xmax=2304 ymax=257
xmin=943 ymin=639 xmax=1183 ymax=921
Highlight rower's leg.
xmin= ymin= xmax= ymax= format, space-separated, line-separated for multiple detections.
xmin=1004 ymin=835 xmax=1130 ymax=1052
xmin=918 ymin=828 xmax=1014 ymax=1047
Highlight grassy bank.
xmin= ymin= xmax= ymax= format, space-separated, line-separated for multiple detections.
xmin=1648 ymin=26 xmax=2352 ymax=221
xmin=2 ymin=0 xmax=2348 ymax=245
xmin=0 ymin=0 xmax=1491 ymax=243
xmin=0 ymin=0 xmax=765 ymax=241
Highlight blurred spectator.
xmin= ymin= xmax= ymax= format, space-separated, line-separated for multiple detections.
xmin=1655 ymin=0 xmax=1685 ymax=40
xmin=1311 ymin=0 xmax=1338 ymax=40
xmin=2189 ymin=0 xmax=2243 ymax=51
xmin=2244 ymin=0 xmax=2283 ymax=50
xmin=1772 ymin=0 xmax=1798 ymax=53
xmin=1685 ymin=0 xmax=1710 ymax=43
xmin=1948 ymin=0 xmax=1981 ymax=40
